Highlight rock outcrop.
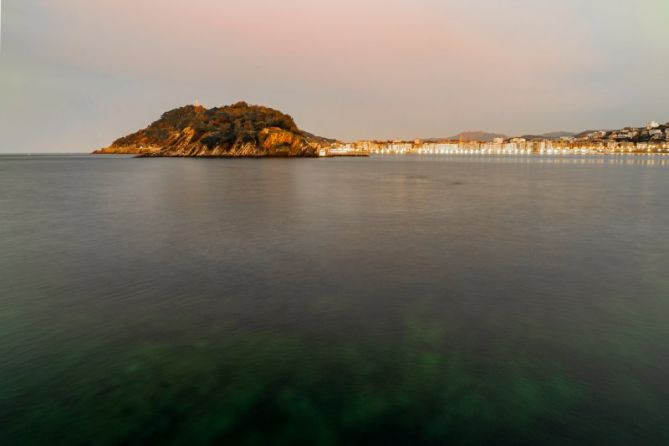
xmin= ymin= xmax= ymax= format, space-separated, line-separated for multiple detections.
xmin=93 ymin=102 xmax=333 ymax=157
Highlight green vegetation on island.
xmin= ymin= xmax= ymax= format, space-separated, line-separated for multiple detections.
xmin=94 ymin=102 xmax=334 ymax=157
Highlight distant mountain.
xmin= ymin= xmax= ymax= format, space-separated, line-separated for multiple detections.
xmin=540 ymin=131 xmax=575 ymax=139
xmin=447 ymin=131 xmax=508 ymax=142
xmin=94 ymin=102 xmax=333 ymax=157
xmin=521 ymin=131 xmax=576 ymax=140
xmin=574 ymin=129 xmax=607 ymax=138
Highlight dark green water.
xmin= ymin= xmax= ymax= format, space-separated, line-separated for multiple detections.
xmin=1 ymin=154 xmax=668 ymax=445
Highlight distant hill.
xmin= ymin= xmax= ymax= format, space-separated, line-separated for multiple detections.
xmin=448 ymin=131 xmax=577 ymax=142
xmin=521 ymin=131 xmax=576 ymax=140
xmin=574 ymin=129 xmax=607 ymax=138
xmin=541 ymin=131 xmax=576 ymax=138
xmin=94 ymin=102 xmax=334 ymax=157
xmin=447 ymin=131 xmax=508 ymax=142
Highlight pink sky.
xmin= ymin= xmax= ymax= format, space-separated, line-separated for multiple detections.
xmin=1 ymin=0 xmax=668 ymax=151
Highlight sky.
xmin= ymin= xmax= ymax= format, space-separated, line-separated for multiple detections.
xmin=1 ymin=0 xmax=668 ymax=152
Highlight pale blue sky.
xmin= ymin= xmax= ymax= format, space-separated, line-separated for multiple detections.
xmin=1 ymin=0 xmax=668 ymax=152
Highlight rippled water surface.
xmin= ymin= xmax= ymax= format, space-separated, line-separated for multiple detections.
xmin=1 ymin=154 xmax=668 ymax=444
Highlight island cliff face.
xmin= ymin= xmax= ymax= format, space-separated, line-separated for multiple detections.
xmin=94 ymin=102 xmax=332 ymax=157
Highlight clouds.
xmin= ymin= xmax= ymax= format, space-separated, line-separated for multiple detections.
xmin=1 ymin=0 xmax=668 ymax=152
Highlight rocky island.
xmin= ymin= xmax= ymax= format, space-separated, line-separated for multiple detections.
xmin=94 ymin=102 xmax=335 ymax=157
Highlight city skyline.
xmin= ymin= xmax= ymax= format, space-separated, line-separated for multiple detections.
xmin=1 ymin=0 xmax=668 ymax=152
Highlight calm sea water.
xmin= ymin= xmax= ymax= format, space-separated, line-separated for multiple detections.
xmin=1 ymin=154 xmax=668 ymax=444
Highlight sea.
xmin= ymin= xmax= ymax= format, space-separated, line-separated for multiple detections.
xmin=1 ymin=154 xmax=668 ymax=444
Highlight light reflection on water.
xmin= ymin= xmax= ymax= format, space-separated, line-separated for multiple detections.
xmin=377 ymin=153 xmax=669 ymax=166
xmin=0 ymin=155 xmax=668 ymax=444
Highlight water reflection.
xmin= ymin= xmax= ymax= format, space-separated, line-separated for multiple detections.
xmin=1 ymin=155 xmax=668 ymax=444
xmin=373 ymin=154 xmax=669 ymax=167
